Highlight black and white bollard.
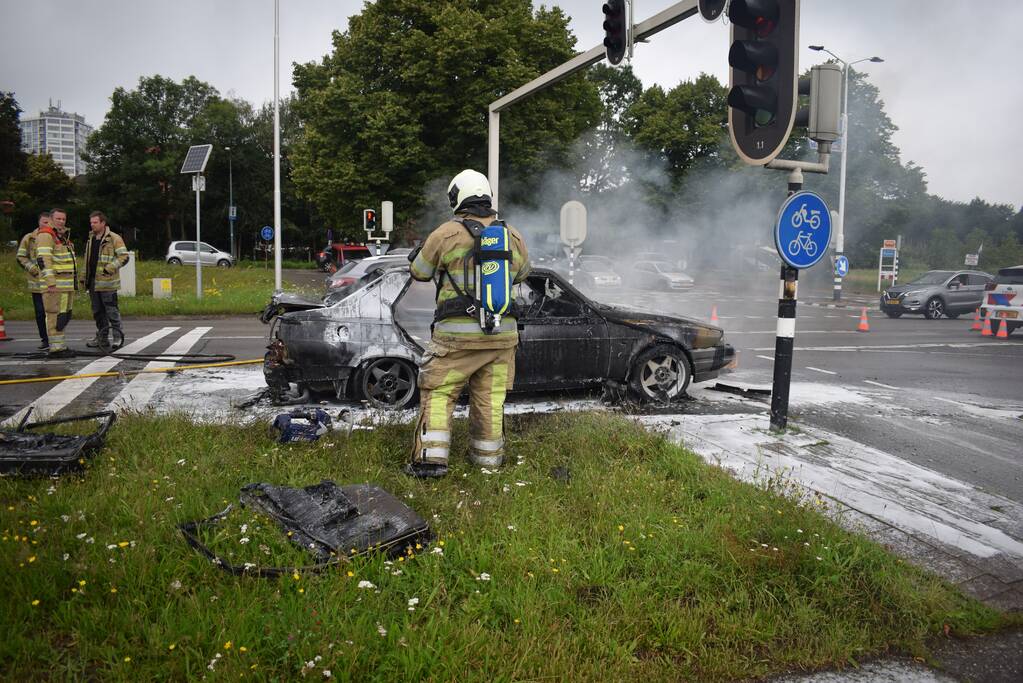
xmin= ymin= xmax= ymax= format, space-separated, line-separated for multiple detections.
xmin=770 ymin=169 xmax=803 ymax=432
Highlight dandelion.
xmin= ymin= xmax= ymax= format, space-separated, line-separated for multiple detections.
xmin=30 ymin=520 xmax=38 ymax=526
xmin=514 ymin=618 xmax=521 ymax=624
xmin=346 ymin=571 xmax=354 ymax=577
xmin=293 ymin=572 xmax=301 ymax=581
xmin=124 ymin=657 xmax=131 ymax=663
xmin=31 ymin=599 xmax=40 ymax=606
xmin=28 ymin=556 xmax=36 ymax=563
xmin=224 ymin=641 xmax=232 ymax=650
xmin=117 ymin=541 xmax=129 ymax=548
xmin=110 ymin=587 xmax=117 ymax=593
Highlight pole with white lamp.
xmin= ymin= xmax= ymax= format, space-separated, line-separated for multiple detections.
xmin=226 ymin=146 xmax=236 ymax=260
xmin=272 ymin=0 xmax=282 ymax=291
xmin=808 ymin=45 xmax=883 ymax=301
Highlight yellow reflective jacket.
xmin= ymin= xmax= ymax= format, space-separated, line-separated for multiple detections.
xmin=16 ymin=229 xmax=44 ymax=292
xmin=410 ymin=212 xmax=530 ymax=350
xmin=34 ymin=227 xmax=77 ymax=292
xmin=81 ymin=228 xmax=129 ymax=292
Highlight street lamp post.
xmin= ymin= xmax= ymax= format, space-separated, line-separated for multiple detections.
xmin=808 ymin=46 xmax=883 ymax=301
xmin=226 ymin=146 xmax=235 ymax=259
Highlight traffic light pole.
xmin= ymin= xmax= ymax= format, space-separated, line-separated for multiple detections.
xmin=769 ymin=168 xmax=803 ymax=431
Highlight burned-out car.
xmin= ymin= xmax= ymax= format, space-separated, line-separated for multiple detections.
xmin=264 ymin=267 xmax=735 ymax=408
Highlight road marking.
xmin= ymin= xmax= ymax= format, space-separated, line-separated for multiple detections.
xmin=2 ymin=327 xmax=179 ymax=426
xmin=750 ymin=341 xmax=1022 ymax=352
xmin=744 ymin=315 xmax=763 ymax=319
xmin=805 ymin=366 xmax=837 ymax=375
xmin=756 ymin=354 xmax=774 ymax=361
xmin=109 ymin=327 xmax=212 ymax=411
xmin=932 ymin=397 xmax=960 ymax=406
xmin=863 ymin=380 xmax=898 ymax=390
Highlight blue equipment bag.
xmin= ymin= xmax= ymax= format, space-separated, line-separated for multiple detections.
xmin=271 ymin=409 xmax=331 ymax=443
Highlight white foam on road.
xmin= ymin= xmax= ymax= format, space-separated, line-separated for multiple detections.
xmin=109 ymin=327 xmax=212 ymax=412
xmin=3 ymin=327 xmax=179 ymax=425
xmin=641 ymin=411 xmax=1023 ymax=559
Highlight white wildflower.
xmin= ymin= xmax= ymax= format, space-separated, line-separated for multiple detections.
xmin=376 ymin=622 xmax=387 ymax=637
xmin=357 ymin=580 xmax=376 ymax=589
xmin=430 ymin=546 xmax=444 ymax=555
xmin=239 ymin=537 xmax=250 ymax=545
xmin=407 ymin=597 xmax=419 ymax=611
xmin=477 ymin=572 xmax=491 ymax=582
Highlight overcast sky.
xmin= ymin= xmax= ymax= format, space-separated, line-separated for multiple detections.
xmin=2 ymin=1 xmax=1019 ymax=210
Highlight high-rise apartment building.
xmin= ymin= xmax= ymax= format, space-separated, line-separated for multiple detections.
xmin=20 ymin=102 xmax=93 ymax=177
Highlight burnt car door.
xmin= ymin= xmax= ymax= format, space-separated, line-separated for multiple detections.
xmin=513 ymin=274 xmax=610 ymax=389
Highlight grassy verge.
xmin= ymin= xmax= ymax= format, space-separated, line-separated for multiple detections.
xmin=0 ymin=256 xmax=320 ymax=319
xmin=1 ymin=412 xmax=1013 ymax=681
xmin=840 ymin=267 xmax=928 ymax=296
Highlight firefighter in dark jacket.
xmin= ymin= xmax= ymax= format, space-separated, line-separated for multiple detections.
xmin=405 ymin=169 xmax=530 ymax=478
xmin=80 ymin=211 xmax=129 ymax=348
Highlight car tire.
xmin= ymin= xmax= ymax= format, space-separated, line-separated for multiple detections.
xmin=628 ymin=344 xmax=692 ymax=403
xmin=884 ymin=310 xmax=902 ymax=319
xmin=217 ymin=259 xmax=232 ymax=268
xmin=358 ymin=357 xmax=418 ymax=410
xmin=924 ymin=297 xmax=945 ymax=320
xmin=168 ymin=257 xmax=182 ymax=266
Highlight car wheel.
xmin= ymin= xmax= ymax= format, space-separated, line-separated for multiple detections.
xmin=359 ymin=357 xmax=418 ymax=409
xmin=217 ymin=259 xmax=231 ymax=268
xmin=884 ymin=310 xmax=902 ymax=319
xmin=168 ymin=257 xmax=182 ymax=266
xmin=628 ymin=344 xmax=691 ymax=403
xmin=924 ymin=297 xmax=945 ymax=320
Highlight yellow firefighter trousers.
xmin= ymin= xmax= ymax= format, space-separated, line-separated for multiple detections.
xmin=42 ymin=291 xmax=73 ymax=351
xmin=411 ymin=343 xmax=516 ymax=466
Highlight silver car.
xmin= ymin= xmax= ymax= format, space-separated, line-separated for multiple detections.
xmin=879 ymin=270 xmax=993 ymax=319
xmin=166 ymin=241 xmax=235 ymax=268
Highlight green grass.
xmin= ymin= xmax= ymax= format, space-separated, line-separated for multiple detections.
xmin=1 ymin=412 xmax=1013 ymax=681
xmin=840 ymin=267 xmax=928 ymax=296
xmin=0 ymin=254 xmax=320 ymax=319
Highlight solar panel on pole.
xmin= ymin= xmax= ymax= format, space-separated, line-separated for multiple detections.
xmin=180 ymin=144 xmax=213 ymax=174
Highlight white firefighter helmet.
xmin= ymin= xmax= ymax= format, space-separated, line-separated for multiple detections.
xmin=447 ymin=169 xmax=492 ymax=211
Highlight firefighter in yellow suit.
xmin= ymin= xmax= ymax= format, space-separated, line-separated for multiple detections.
xmin=405 ymin=169 xmax=530 ymax=478
xmin=34 ymin=207 xmax=78 ymax=358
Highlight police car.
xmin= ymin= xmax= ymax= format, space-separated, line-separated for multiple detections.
xmin=981 ymin=265 xmax=1023 ymax=336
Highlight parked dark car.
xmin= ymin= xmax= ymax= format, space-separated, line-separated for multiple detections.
xmin=264 ymin=267 xmax=735 ymax=408
xmin=880 ymin=270 xmax=993 ymax=319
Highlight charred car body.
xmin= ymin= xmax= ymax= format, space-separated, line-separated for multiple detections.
xmin=264 ymin=267 xmax=735 ymax=408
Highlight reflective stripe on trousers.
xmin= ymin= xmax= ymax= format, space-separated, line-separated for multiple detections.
xmin=411 ymin=344 xmax=516 ymax=465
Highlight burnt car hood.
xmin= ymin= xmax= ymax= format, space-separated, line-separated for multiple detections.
xmin=596 ymin=302 xmax=724 ymax=347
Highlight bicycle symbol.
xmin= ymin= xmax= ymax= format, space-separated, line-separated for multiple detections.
xmin=791 ymin=203 xmax=821 ymax=230
xmin=788 ymin=231 xmax=818 ymax=258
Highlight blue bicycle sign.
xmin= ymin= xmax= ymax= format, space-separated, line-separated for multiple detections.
xmin=775 ymin=191 xmax=831 ymax=269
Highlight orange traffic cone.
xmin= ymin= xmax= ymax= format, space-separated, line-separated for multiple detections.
xmin=981 ymin=310 xmax=993 ymax=337
xmin=970 ymin=308 xmax=982 ymax=331
xmin=710 ymin=306 xmax=719 ymax=324
xmin=0 ymin=308 xmax=10 ymax=341
xmin=857 ymin=307 xmax=870 ymax=332
xmin=996 ymin=318 xmax=1009 ymax=339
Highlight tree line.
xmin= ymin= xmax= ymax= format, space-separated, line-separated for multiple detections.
xmin=2 ymin=0 xmax=1020 ymax=271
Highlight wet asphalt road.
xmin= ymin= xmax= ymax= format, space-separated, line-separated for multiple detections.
xmin=2 ymin=270 xmax=1021 ymax=500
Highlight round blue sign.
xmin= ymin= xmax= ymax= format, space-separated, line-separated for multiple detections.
xmin=261 ymin=226 xmax=274 ymax=241
xmin=775 ymin=191 xmax=832 ymax=269
xmin=834 ymin=254 xmax=849 ymax=277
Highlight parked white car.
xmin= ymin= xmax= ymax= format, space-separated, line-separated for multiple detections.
xmin=166 ymin=241 xmax=234 ymax=268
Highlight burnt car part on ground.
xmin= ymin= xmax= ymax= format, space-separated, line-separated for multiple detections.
xmin=179 ymin=481 xmax=431 ymax=577
xmin=263 ymin=267 xmax=735 ymax=409
xmin=0 ymin=409 xmax=116 ymax=477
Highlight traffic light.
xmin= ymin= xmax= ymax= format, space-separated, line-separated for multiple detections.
xmin=726 ymin=0 xmax=800 ymax=165
xmin=794 ymin=63 xmax=842 ymax=144
xmin=698 ymin=0 xmax=727 ymax=22
xmin=363 ymin=208 xmax=376 ymax=233
xmin=602 ymin=0 xmax=627 ymax=65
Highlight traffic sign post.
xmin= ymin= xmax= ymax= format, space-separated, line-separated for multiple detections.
xmin=770 ymin=185 xmax=832 ymax=432
xmin=834 ymin=254 xmax=849 ymax=277
xmin=877 ymin=239 xmax=898 ymax=291
xmin=261 ymin=225 xmax=273 ymax=269
xmin=560 ymin=200 xmax=587 ymax=285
